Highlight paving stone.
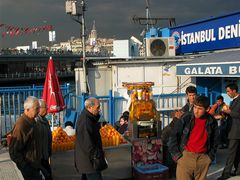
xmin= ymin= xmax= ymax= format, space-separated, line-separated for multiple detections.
xmin=0 ymin=147 xmax=23 ymax=180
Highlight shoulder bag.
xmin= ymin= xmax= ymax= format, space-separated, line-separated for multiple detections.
xmin=90 ymin=148 xmax=108 ymax=171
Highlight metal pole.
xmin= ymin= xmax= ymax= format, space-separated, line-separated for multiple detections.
xmin=0 ymin=96 xmax=2 ymax=139
xmin=81 ymin=0 xmax=87 ymax=93
xmin=144 ymin=0 xmax=149 ymax=59
xmin=51 ymin=114 xmax=54 ymax=131
xmin=145 ymin=0 xmax=149 ymax=31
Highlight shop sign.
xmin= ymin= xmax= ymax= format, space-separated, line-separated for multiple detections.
xmin=177 ymin=63 xmax=240 ymax=77
xmin=170 ymin=12 xmax=240 ymax=54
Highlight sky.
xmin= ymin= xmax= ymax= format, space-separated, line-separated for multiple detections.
xmin=0 ymin=0 xmax=240 ymax=48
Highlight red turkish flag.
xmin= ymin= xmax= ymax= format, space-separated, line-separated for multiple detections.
xmin=42 ymin=57 xmax=65 ymax=113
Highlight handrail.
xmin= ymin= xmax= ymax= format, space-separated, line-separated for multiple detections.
xmin=0 ymin=85 xmax=214 ymax=142
xmin=0 ymin=71 xmax=74 ymax=79
xmin=170 ymin=77 xmax=191 ymax=94
xmin=0 ymin=83 xmax=71 ymax=139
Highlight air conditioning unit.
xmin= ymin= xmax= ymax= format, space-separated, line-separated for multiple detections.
xmin=145 ymin=37 xmax=175 ymax=57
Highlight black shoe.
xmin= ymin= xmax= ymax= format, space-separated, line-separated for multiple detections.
xmin=230 ymin=171 xmax=236 ymax=176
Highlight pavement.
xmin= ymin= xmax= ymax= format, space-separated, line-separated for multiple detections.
xmin=206 ymin=148 xmax=240 ymax=180
xmin=1 ymin=144 xmax=240 ymax=180
xmin=0 ymin=147 xmax=23 ymax=180
xmin=51 ymin=144 xmax=132 ymax=180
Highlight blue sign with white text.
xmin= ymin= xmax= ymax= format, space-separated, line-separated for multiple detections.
xmin=170 ymin=12 xmax=240 ymax=54
xmin=177 ymin=62 xmax=240 ymax=77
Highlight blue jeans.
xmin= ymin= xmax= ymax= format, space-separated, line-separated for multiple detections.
xmin=81 ymin=172 xmax=103 ymax=180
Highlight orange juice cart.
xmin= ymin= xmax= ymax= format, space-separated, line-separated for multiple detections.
xmin=123 ymin=82 xmax=169 ymax=179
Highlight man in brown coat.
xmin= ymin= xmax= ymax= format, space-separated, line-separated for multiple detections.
xmin=9 ymin=96 xmax=42 ymax=180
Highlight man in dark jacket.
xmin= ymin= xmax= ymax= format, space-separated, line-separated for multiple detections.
xmin=35 ymin=99 xmax=52 ymax=180
xmin=181 ymin=85 xmax=197 ymax=113
xmin=162 ymin=85 xmax=197 ymax=144
xmin=74 ymin=97 xmax=105 ymax=180
xmin=9 ymin=96 xmax=42 ymax=180
xmin=218 ymin=84 xmax=240 ymax=179
xmin=168 ymin=96 xmax=219 ymax=180
xmin=161 ymin=86 xmax=197 ymax=177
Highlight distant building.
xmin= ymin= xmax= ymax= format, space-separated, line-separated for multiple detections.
xmin=49 ymin=21 xmax=114 ymax=55
xmin=71 ymin=38 xmax=82 ymax=53
xmin=60 ymin=42 xmax=71 ymax=51
xmin=89 ymin=20 xmax=97 ymax=46
xmin=16 ymin=46 xmax=30 ymax=52
xmin=113 ymin=40 xmax=130 ymax=58
xmin=139 ymin=45 xmax=145 ymax=57
xmin=113 ymin=36 xmax=143 ymax=58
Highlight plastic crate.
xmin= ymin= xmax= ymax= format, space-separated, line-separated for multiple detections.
xmin=133 ymin=163 xmax=169 ymax=180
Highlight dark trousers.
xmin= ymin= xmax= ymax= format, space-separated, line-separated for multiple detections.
xmin=219 ymin=120 xmax=228 ymax=146
xmin=163 ymin=145 xmax=176 ymax=178
xmin=233 ymin=143 xmax=240 ymax=173
xmin=41 ymin=159 xmax=52 ymax=180
xmin=222 ymin=139 xmax=240 ymax=176
xmin=81 ymin=172 xmax=103 ymax=180
xmin=20 ymin=166 xmax=42 ymax=180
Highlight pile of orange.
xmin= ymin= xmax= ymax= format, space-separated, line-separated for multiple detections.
xmin=52 ymin=127 xmax=75 ymax=152
xmin=52 ymin=125 xmax=127 ymax=151
xmin=100 ymin=124 xmax=127 ymax=147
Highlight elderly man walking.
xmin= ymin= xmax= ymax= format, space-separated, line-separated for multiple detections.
xmin=9 ymin=96 xmax=42 ymax=180
xmin=74 ymin=97 xmax=107 ymax=180
xmin=35 ymin=99 xmax=52 ymax=180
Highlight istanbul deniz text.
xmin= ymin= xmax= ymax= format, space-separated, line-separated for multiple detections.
xmin=181 ymin=20 xmax=240 ymax=45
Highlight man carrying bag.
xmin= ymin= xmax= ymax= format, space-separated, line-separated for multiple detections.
xmin=74 ymin=97 xmax=107 ymax=180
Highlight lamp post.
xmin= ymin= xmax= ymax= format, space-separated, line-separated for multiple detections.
xmin=65 ymin=0 xmax=88 ymax=94
xmin=81 ymin=0 xmax=87 ymax=94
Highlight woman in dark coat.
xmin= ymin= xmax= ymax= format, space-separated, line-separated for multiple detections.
xmin=74 ymin=97 xmax=105 ymax=180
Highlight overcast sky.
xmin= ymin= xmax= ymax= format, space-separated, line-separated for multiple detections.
xmin=0 ymin=0 xmax=239 ymax=48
